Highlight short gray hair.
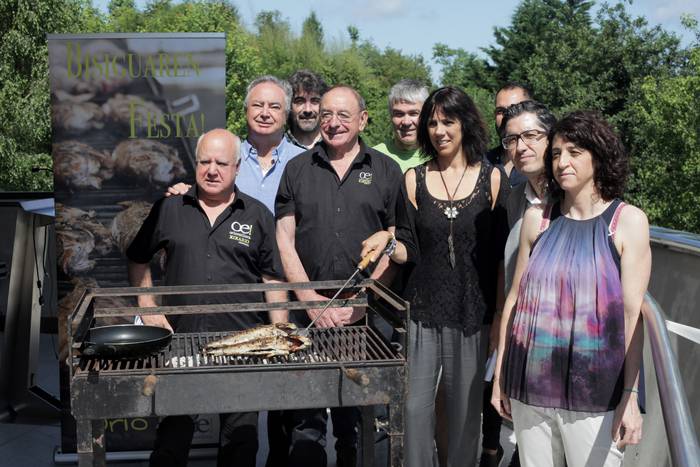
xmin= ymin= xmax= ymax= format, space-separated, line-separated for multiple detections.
xmin=244 ymin=75 xmax=292 ymax=114
xmin=388 ymin=79 xmax=429 ymax=111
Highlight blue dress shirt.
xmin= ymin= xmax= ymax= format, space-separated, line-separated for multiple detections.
xmin=237 ymin=137 xmax=305 ymax=214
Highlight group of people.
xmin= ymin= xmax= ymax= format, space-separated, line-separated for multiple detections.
xmin=126 ymin=69 xmax=651 ymax=467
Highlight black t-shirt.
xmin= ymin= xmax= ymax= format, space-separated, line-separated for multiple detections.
xmin=275 ymin=139 xmax=403 ymax=281
xmin=127 ymin=186 xmax=283 ymax=332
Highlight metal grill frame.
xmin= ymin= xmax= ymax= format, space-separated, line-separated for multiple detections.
xmin=67 ymin=279 xmax=409 ymax=467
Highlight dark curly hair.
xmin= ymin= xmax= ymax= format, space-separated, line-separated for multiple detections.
xmin=545 ymin=110 xmax=629 ymax=201
xmin=287 ymin=69 xmax=328 ymax=97
xmin=417 ymin=86 xmax=489 ymax=165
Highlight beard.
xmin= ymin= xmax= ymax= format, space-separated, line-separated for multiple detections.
xmin=292 ymin=114 xmax=319 ymax=133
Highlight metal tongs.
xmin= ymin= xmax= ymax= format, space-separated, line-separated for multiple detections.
xmin=299 ymin=253 xmax=374 ymax=335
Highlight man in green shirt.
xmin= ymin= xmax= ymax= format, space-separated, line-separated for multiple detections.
xmin=373 ymin=79 xmax=428 ymax=172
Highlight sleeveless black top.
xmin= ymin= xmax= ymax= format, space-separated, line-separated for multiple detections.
xmin=398 ymin=161 xmax=509 ymax=334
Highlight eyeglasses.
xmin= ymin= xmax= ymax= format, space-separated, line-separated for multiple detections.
xmin=501 ymin=129 xmax=547 ymax=150
xmin=320 ymin=111 xmax=356 ymax=124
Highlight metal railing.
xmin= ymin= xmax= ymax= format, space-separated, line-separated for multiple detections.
xmin=642 ymin=293 xmax=700 ymax=467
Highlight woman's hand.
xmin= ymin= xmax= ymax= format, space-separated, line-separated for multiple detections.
xmin=491 ymin=378 xmax=512 ymax=421
xmin=360 ymin=231 xmax=393 ymax=262
xmin=612 ymin=392 xmax=643 ymax=449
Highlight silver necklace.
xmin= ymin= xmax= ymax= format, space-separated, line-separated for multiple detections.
xmin=437 ymin=162 xmax=468 ymax=269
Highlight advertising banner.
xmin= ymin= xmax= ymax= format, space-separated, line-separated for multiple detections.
xmin=47 ymin=32 xmax=226 ymax=453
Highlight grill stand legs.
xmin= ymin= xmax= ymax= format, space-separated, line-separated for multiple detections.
xmin=388 ymin=398 xmax=404 ymax=467
xmin=76 ymin=419 xmax=105 ymax=467
xmin=360 ymin=406 xmax=376 ymax=466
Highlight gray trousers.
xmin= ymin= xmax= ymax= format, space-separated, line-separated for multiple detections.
xmin=405 ymin=321 xmax=487 ymax=467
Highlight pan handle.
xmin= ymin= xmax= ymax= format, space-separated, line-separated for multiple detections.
xmin=82 ymin=344 xmax=97 ymax=357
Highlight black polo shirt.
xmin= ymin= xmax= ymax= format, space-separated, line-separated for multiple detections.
xmin=275 ymin=139 xmax=403 ymax=281
xmin=127 ymin=186 xmax=283 ymax=333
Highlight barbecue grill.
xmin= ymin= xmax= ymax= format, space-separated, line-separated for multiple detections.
xmin=67 ymin=279 xmax=409 ymax=467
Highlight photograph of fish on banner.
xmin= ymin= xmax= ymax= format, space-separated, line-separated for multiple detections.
xmin=47 ymin=32 xmax=227 ymax=456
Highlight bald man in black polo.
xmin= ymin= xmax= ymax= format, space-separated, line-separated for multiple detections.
xmin=127 ymin=129 xmax=286 ymax=467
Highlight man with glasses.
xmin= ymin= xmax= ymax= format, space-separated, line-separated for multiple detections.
xmin=286 ymin=70 xmax=328 ymax=150
xmin=127 ymin=129 xmax=287 ymax=467
xmin=486 ymin=82 xmax=532 ymax=187
xmin=272 ymin=85 xmax=403 ymax=467
xmin=480 ymin=82 xmax=532 ymax=467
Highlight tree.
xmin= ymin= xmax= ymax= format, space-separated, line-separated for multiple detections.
xmin=301 ymin=12 xmax=324 ymax=49
xmin=0 ymin=0 xmax=105 ymax=192
xmin=485 ymin=0 xmax=594 ymax=86
xmin=347 ymin=25 xmax=359 ymax=46
xmin=624 ymin=48 xmax=700 ymax=233
xmin=433 ymin=44 xmax=494 ymax=90
xmin=435 ymin=1 xmax=697 ymax=231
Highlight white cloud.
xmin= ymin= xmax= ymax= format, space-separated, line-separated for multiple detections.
xmin=648 ymin=0 xmax=700 ymax=22
xmin=351 ymin=0 xmax=409 ymax=20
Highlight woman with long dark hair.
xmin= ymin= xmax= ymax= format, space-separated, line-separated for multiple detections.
xmin=362 ymin=86 xmax=509 ymax=466
xmin=492 ymin=111 xmax=650 ymax=467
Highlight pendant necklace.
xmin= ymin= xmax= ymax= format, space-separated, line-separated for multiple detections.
xmin=437 ymin=162 xmax=468 ymax=269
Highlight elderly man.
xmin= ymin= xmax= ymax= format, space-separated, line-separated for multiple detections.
xmin=169 ymin=76 xmax=304 ymax=214
xmin=286 ymin=69 xmax=328 ymax=150
xmin=272 ymin=85 xmax=403 ymax=467
xmin=373 ymin=79 xmax=428 ymax=172
xmin=485 ymin=82 xmax=532 ymax=187
xmin=127 ymin=129 xmax=286 ymax=467
xmin=236 ymin=75 xmax=307 ymax=213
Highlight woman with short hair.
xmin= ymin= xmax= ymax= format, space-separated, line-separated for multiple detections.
xmin=492 ymin=110 xmax=650 ymax=467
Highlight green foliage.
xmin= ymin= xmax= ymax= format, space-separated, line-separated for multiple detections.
xmin=624 ymin=48 xmax=700 ymax=232
xmin=0 ymin=0 xmax=105 ymax=191
xmin=0 ymin=0 xmax=430 ymax=192
xmin=4 ymin=0 xmax=697 ymax=233
xmin=301 ymin=11 xmax=323 ymax=49
xmin=226 ymin=22 xmax=263 ymax=135
xmin=436 ymin=0 xmax=698 ymax=232
xmin=247 ymin=11 xmax=432 ymax=145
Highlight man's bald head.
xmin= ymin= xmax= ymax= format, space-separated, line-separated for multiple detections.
xmin=195 ymin=129 xmax=241 ymax=201
xmin=196 ymin=129 xmax=241 ymax=164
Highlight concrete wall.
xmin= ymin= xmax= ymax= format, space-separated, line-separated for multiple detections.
xmin=626 ymin=237 xmax=700 ymax=466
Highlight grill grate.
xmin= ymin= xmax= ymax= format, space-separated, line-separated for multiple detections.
xmin=75 ymin=326 xmax=403 ymax=375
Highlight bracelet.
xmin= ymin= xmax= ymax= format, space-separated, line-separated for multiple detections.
xmin=383 ymin=231 xmax=397 ymax=257
xmin=623 ymin=388 xmax=638 ymax=394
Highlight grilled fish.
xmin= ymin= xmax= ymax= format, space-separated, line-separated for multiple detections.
xmin=204 ymin=334 xmax=311 ymax=358
xmin=205 ymin=323 xmax=297 ymax=349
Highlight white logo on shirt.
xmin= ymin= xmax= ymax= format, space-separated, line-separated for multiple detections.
xmin=358 ymin=171 xmax=373 ymax=185
xmin=229 ymin=221 xmax=253 ymax=247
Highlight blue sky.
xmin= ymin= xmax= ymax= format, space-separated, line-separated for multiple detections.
xmin=94 ymin=0 xmax=699 ymax=82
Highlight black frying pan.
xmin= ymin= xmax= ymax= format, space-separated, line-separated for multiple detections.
xmin=81 ymin=324 xmax=172 ymax=359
